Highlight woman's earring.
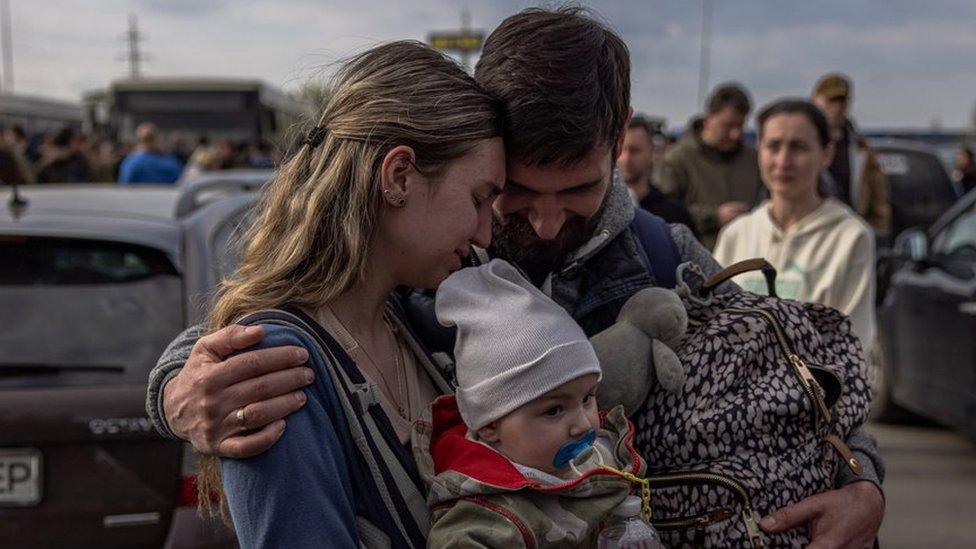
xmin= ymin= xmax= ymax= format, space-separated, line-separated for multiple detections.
xmin=383 ymin=188 xmax=406 ymax=207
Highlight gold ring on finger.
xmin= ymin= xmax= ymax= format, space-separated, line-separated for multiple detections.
xmin=235 ymin=407 xmax=247 ymax=429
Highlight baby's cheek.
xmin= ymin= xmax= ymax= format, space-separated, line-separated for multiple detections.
xmin=531 ymin=427 xmax=567 ymax=470
xmin=585 ymin=406 xmax=601 ymax=430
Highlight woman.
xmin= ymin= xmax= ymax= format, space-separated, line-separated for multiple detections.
xmin=198 ymin=41 xmax=505 ymax=547
xmin=713 ymin=99 xmax=875 ymax=352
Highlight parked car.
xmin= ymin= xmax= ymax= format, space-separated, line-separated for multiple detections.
xmin=873 ymin=188 xmax=976 ymax=437
xmin=0 ymin=176 xmax=267 ymax=547
xmin=870 ymin=140 xmax=961 ymax=303
xmin=871 ymin=140 xmax=960 ymax=238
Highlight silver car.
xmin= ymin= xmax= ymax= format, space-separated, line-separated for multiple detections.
xmin=0 ymin=175 xmax=265 ymax=548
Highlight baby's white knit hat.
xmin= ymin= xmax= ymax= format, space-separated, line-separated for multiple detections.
xmin=435 ymin=259 xmax=602 ymax=431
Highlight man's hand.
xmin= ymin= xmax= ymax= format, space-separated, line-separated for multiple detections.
xmin=162 ymin=324 xmax=314 ymax=458
xmin=760 ymin=481 xmax=884 ymax=549
xmin=717 ymin=201 xmax=750 ymax=226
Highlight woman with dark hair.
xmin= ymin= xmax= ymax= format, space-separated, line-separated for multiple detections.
xmin=714 ymin=99 xmax=876 ymax=353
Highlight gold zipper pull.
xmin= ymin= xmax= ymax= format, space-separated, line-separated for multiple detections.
xmin=824 ymin=433 xmax=863 ymax=475
xmin=788 ymin=353 xmax=815 ymax=384
xmin=743 ymin=508 xmax=765 ymax=548
xmin=789 ymin=353 xmax=832 ymax=426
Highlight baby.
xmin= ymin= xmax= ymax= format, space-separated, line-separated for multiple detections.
xmin=413 ymin=259 xmax=647 ymax=548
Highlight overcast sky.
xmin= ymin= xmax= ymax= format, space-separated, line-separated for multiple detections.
xmin=10 ymin=0 xmax=976 ymax=130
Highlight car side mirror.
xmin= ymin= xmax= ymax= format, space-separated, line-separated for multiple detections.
xmin=894 ymin=228 xmax=929 ymax=262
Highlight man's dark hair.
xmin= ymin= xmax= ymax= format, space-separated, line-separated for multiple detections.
xmin=706 ymin=83 xmax=751 ymax=116
xmin=628 ymin=114 xmax=660 ymax=143
xmin=11 ymin=124 xmax=25 ymax=140
xmin=254 ymin=139 xmax=272 ymax=153
xmin=757 ymin=98 xmax=831 ymax=148
xmin=475 ymin=6 xmax=630 ymax=166
xmin=52 ymin=127 xmax=75 ymax=148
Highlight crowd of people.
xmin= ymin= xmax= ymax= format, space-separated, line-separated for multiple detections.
xmin=0 ymin=121 xmax=281 ymax=185
xmin=619 ymin=73 xmax=889 ymax=357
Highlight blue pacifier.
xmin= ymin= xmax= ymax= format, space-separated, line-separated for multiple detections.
xmin=552 ymin=429 xmax=597 ymax=469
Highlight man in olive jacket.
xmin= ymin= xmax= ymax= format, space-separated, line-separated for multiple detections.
xmin=656 ymin=83 xmax=763 ymax=249
xmin=813 ymin=72 xmax=892 ymax=237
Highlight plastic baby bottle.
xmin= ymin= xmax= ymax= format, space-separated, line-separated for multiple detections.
xmin=597 ymin=495 xmax=665 ymax=549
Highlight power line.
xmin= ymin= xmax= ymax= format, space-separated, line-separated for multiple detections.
xmin=119 ymin=13 xmax=148 ymax=78
xmin=459 ymin=7 xmax=471 ymax=71
xmin=697 ymin=0 xmax=713 ymax=110
xmin=1 ymin=0 xmax=13 ymax=93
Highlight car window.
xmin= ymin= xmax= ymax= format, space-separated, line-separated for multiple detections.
xmin=0 ymin=236 xmax=183 ymax=388
xmin=932 ymin=204 xmax=976 ymax=260
xmin=211 ymin=208 xmax=252 ymax=279
xmin=877 ymin=149 xmax=958 ymax=234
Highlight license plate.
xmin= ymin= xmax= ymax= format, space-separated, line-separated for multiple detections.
xmin=0 ymin=448 xmax=42 ymax=506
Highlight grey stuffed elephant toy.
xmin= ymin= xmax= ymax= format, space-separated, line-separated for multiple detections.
xmin=589 ymin=287 xmax=688 ymax=415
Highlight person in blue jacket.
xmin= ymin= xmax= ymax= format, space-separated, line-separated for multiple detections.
xmin=117 ymin=122 xmax=183 ymax=184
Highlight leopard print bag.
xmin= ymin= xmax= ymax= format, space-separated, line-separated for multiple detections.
xmin=633 ymin=259 xmax=871 ymax=548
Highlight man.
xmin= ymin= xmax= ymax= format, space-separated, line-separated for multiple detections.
xmin=656 ymin=83 xmax=763 ymax=249
xmin=812 ymin=72 xmax=891 ymax=236
xmin=0 ymin=123 xmax=34 ymax=185
xmin=35 ymin=127 xmax=93 ymax=183
xmin=146 ymin=7 xmax=883 ymax=546
xmin=117 ymin=122 xmax=183 ymax=184
xmin=618 ymin=114 xmax=697 ymax=236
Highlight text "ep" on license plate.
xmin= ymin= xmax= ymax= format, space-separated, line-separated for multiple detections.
xmin=0 ymin=449 xmax=42 ymax=506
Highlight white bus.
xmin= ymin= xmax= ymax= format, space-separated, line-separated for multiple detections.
xmin=86 ymin=77 xmax=314 ymax=144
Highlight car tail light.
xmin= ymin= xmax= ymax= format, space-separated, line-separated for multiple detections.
xmin=178 ymin=443 xmax=221 ymax=508
xmin=178 ymin=475 xmax=199 ymax=507
xmin=179 ymin=443 xmax=200 ymax=507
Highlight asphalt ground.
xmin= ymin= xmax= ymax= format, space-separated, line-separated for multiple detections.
xmin=868 ymin=420 xmax=976 ymax=548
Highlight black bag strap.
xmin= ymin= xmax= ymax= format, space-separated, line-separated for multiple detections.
xmin=631 ymin=209 xmax=682 ymax=288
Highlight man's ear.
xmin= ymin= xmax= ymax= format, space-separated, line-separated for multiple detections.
xmin=613 ymin=106 xmax=635 ymax=161
xmin=380 ymin=145 xmax=418 ymax=199
xmin=476 ymin=422 xmax=501 ymax=444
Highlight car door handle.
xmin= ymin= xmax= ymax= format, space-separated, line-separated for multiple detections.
xmin=959 ymin=302 xmax=976 ymax=316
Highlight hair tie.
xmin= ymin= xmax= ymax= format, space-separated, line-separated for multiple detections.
xmin=303 ymin=125 xmax=328 ymax=148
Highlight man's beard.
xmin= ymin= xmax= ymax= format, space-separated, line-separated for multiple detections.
xmin=490 ymin=208 xmax=603 ymax=285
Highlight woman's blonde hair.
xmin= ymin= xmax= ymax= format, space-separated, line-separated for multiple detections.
xmin=198 ymin=40 xmax=503 ymax=516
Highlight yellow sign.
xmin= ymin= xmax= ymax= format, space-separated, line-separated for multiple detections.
xmin=428 ymin=31 xmax=484 ymax=53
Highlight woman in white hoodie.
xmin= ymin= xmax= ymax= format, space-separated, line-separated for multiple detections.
xmin=714 ymin=99 xmax=875 ymax=352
